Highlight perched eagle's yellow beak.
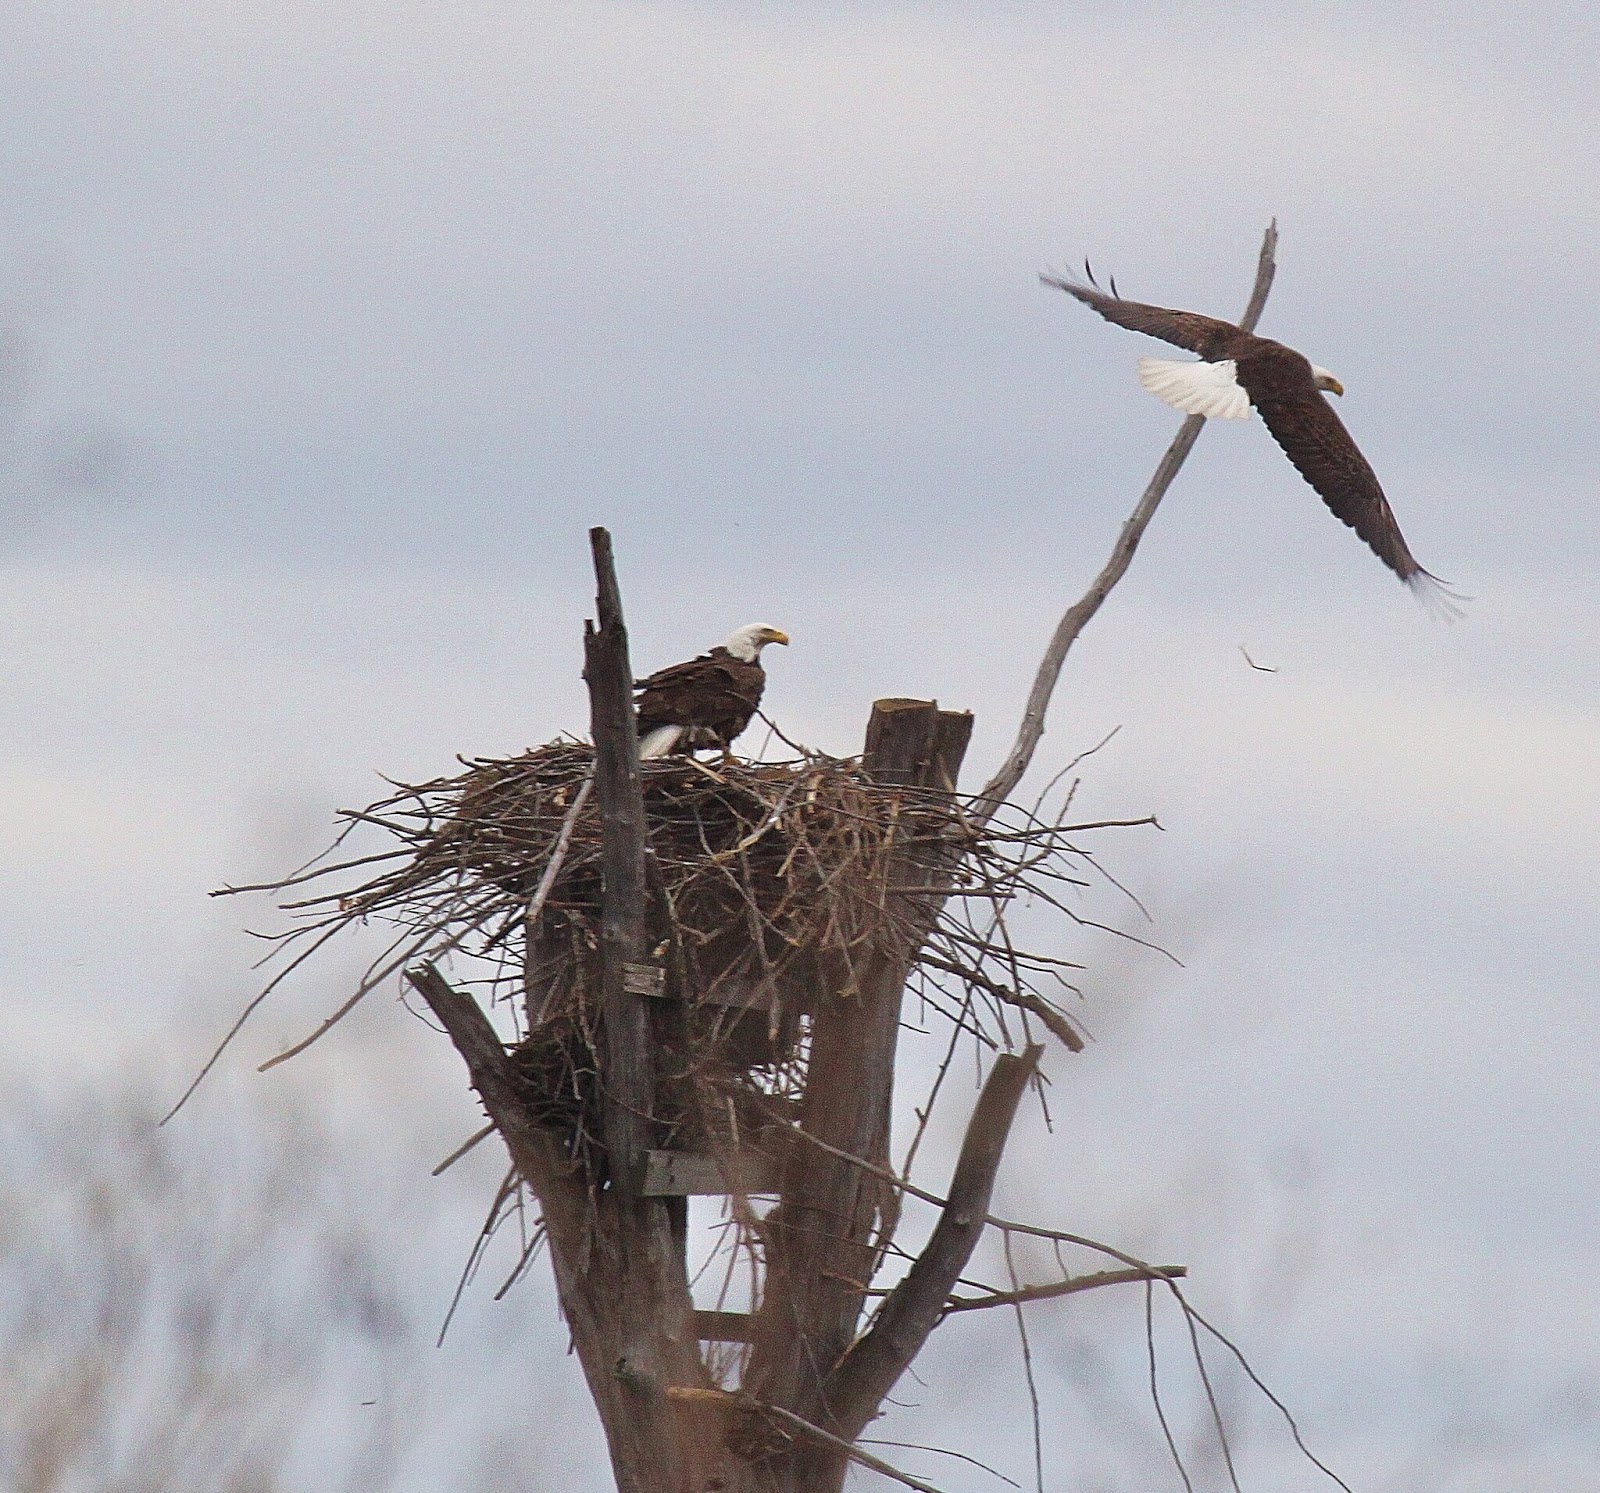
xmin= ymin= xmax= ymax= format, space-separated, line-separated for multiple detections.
xmin=764 ymin=628 xmax=791 ymax=647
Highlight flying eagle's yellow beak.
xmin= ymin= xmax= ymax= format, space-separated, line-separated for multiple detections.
xmin=1312 ymin=368 xmax=1345 ymax=397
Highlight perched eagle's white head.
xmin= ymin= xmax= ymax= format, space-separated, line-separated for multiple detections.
xmin=723 ymin=623 xmax=790 ymax=662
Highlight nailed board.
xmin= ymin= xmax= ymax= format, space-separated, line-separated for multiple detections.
xmin=639 ymin=1148 xmax=779 ymax=1197
xmin=692 ymin=1310 xmax=755 ymax=1342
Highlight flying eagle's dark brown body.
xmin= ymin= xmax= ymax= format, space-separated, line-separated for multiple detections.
xmin=1044 ymin=273 xmax=1448 ymax=597
xmin=635 ymin=647 xmax=766 ymax=754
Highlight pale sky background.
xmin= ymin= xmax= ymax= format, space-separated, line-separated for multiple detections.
xmin=3 ymin=2 xmax=1599 ymax=1489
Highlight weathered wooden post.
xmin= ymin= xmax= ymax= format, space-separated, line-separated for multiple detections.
xmin=582 ymin=526 xmax=656 ymax=1198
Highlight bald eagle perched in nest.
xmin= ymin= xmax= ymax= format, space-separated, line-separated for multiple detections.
xmin=1043 ymin=266 xmax=1461 ymax=616
xmin=635 ymin=623 xmax=790 ymax=760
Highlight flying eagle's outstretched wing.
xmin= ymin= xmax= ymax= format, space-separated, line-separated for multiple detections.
xmin=1040 ymin=273 xmax=1242 ymax=360
xmin=1044 ymin=261 xmax=1461 ymax=613
xmin=1233 ymin=344 xmax=1457 ymax=610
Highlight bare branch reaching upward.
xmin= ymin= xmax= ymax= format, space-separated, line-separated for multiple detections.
xmin=974 ymin=222 xmax=1280 ymax=824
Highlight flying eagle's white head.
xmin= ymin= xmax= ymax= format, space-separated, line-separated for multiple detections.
xmin=1311 ymin=365 xmax=1344 ymax=397
xmin=723 ymin=623 xmax=790 ymax=662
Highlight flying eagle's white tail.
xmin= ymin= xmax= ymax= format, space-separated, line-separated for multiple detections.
xmin=1406 ymin=569 xmax=1469 ymax=623
xmin=639 ymin=725 xmax=685 ymax=759
xmin=1136 ymin=357 xmax=1253 ymax=420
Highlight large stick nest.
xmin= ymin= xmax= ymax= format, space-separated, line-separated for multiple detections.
xmin=224 ymin=739 xmax=1148 ymax=1180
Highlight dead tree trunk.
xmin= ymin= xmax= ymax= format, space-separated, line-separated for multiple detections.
xmin=743 ymin=700 xmax=973 ymax=1464
xmin=411 ymin=569 xmax=1038 ymax=1492
xmin=409 ymin=964 xmax=712 ymax=1490
xmin=418 ymin=529 xmax=727 ymax=1492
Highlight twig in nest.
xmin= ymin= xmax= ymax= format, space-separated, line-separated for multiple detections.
xmin=524 ymin=770 xmax=594 ymax=924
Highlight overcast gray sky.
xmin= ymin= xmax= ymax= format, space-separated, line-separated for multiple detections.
xmin=4 ymin=2 xmax=1599 ymax=1488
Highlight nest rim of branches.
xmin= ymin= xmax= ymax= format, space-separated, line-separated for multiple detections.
xmin=202 ymin=733 xmax=1160 ymax=1180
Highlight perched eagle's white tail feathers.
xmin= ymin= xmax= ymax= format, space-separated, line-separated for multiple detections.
xmin=1136 ymin=357 xmax=1252 ymax=420
xmin=1406 ymin=569 xmax=1469 ymax=623
xmin=639 ymin=725 xmax=686 ymax=759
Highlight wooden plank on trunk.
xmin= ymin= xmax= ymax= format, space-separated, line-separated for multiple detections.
xmin=692 ymin=1310 xmax=755 ymax=1342
xmin=641 ymin=1148 xmax=780 ymax=1197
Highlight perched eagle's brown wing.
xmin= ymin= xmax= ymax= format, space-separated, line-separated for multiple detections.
xmin=634 ymin=657 xmax=709 ymax=724
xmin=693 ymin=657 xmax=765 ymax=744
xmin=1232 ymin=343 xmax=1427 ymax=585
xmin=1040 ymin=274 xmax=1242 ymax=359
xmin=635 ymin=655 xmax=707 ymax=696
xmin=635 ymin=649 xmax=765 ymax=749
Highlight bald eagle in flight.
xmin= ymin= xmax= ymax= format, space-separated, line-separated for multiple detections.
xmin=1043 ymin=268 xmax=1459 ymax=614
xmin=635 ymin=624 xmax=790 ymax=760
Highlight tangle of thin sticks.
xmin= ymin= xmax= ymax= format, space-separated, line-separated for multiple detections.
xmin=193 ymin=739 xmax=1152 ymax=1151
xmin=772 ymin=1109 xmax=1354 ymax=1493
xmin=857 ymin=1440 xmax=1021 ymax=1490
xmin=1184 ymin=1302 xmax=1244 ymax=1493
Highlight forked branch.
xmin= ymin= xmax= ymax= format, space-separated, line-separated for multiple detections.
xmin=404 ymin=963 xmax=573 ymax=1199
xmin=665 ymin=1390 xmax=951 ymax=1493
